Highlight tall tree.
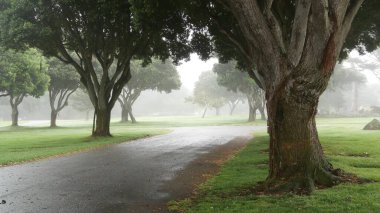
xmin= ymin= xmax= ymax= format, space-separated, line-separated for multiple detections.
xmin=48 ymin=58 xmax=79 ymax=127
xmin=118 ymin=59 xmax=181 ymax=123
xmin=0 ymin=48 xmax=49 ymax=126
xmin=213 ymin=61 xmax=265 ymax=121
xmin=188 ymin=71 xmax=228 ymax=117
xmin=0 ymin=0 xmax=190 ymax=136
xmin=185 ymin=0 xmax=380 ymax=193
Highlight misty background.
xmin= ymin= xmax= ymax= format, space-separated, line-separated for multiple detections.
xmin=0 ymin=51 xmax=380 ymax=122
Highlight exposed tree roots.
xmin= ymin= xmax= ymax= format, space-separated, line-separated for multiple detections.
xmin=252 ymin=168 xmax=375 ymax=195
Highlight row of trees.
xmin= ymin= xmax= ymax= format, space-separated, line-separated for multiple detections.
xmin=0 ymin=47 xmax=181 ymax=127
xmin=188 ymin=61 xmax=266 ymax=121
xmin=0 ymin=49 xmax=79 ymax=127
xmin=1 ymin=0 xmax=379 ymax=193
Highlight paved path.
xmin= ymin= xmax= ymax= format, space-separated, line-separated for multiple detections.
xmin=0 ymin=126 xmax=260 ymax=213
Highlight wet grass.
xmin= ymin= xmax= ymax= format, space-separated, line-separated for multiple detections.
xmin=169 ymin=117 xmax=380 ymax=213
xmin=0 ymin=114 xmax=265 ymax=128
xmin=0 ymin=115 xmax=259 ymax=166
xmin=0 ymin=125 xmax=168 ymax=166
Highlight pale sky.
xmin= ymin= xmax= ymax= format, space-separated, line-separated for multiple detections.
xmin=177 ymin=51 xmax=380 ymax=91
xmin=176 ymin=54 xmax=218 ymax=91
xmin=343 ymin=50 xmax=380 ymax=84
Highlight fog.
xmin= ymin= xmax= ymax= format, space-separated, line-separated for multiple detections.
xmin=1 ymin=51 xmax=380 ymax=123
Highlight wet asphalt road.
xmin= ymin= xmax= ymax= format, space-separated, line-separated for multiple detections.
xmin=0 ymin=126 xmax=259 ymax=213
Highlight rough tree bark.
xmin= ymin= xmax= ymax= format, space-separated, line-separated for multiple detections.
xmin=223 ymin=0 xmax=364 ymax=193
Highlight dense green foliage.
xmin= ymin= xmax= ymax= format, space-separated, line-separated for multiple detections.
xmin=170 ymin=118 xmax=380 ymax=212
xmin=0 ymin=0 xmax=191 ymax=135
xmin=0 ymin=48 xmax=49 ymax=98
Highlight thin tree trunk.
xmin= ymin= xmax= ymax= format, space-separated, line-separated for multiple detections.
xmin=202 ymin=107 xmax=207 ymax=118
xmin=50 ymin=110 xmax=58 ymax=128
xmin=129 ymin=108 xmax=136 ymax=124
xmin=229 ymin=102 xmax=237 ymax=115
xmin=11 ymin=106 xmax=19 ymax=127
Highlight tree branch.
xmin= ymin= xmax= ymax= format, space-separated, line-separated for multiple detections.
xmin=288 ymin=0 xmax=312 ymax=67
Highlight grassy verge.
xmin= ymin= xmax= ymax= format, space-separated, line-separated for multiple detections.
xmin=0 ymin=115 xmax=258 ymax=166
xmin=0 ymin=125 xmax=168 ymax=166
xmin=170 ymin=117 xmax=380 ymax=212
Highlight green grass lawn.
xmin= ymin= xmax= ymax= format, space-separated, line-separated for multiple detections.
xmin=0 ymin=125 xmax=168 ymax=166
xmin=170 ymin=117 xmax=380 ymax=213
xmin=0 ymin=115 xmax=256 ymax=166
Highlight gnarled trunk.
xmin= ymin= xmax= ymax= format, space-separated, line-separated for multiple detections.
xmin=50 ymin=110 xmax=58 ymax=128
xmin=265 ymin=87 xmax=337 ymax=193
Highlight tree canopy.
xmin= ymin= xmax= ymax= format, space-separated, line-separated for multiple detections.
xmin=47 ymin=58 xmax=80 ymax=127
xmin=182 ymin=0 xmax=380 ymax=193
xmin=213 ymin=61 xmax=265 ymax=120
xmin=188 ymin=71 xmax=230 ymax=117
xmin=0 ymin=0 xmax=191 ymax=136
xmin=0 ymin=48 xmax=49 ymax=126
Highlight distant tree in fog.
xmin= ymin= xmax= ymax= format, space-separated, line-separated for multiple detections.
xmin=48 ymin=58 xmax=80 ymax=127
xmin=118 ymin=59 xmax=181 ymax=123
xmin=319 ymin=64 xmax=366 ymax=115
xmin=0 ymin=48 xmax=49 ymax=126
xmin=213 ymin=61 xmax=265 ymax=121
xmin=71 ymin=90 xmax=94 ymax=121
xmin=188 ymin=71 xmax=229 ymax=118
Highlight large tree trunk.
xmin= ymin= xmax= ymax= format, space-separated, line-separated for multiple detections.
xmin=248 ymin=104 xmax=256 ymax=122
xmin=93 ymin=108 xmax=112 ymax=137
xmin=50 ymin=110 xmax=58 ymax=128
xmin=221 ymin=0 xmax=364 ymax=194
xmin=11 ymin=106 xmax=19 ymax=127
xmin=265 ymin=87 xmax=338 ymax=193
